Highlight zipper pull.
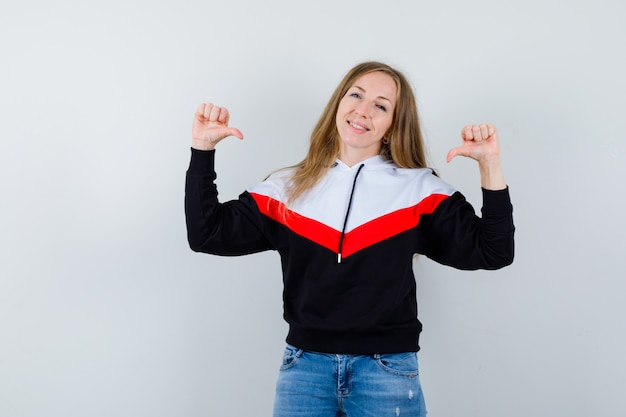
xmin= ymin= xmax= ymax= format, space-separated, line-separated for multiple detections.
xmin=337 ymin=253 xmax=342 ymax=264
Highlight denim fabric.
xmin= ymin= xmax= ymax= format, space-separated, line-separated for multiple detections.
xmin=273 ymin=345 xmax=427 ymax=417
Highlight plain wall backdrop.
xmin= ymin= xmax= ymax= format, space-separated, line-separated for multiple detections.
xmin=1 ymin=0 xmax=625 ymax=416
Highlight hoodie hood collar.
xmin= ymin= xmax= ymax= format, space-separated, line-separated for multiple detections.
xmin=334 ymin=155 xmax=392 ymax=171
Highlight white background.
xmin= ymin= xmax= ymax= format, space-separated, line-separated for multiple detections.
xmin=1 ymin=1 xmax=625 ymax=416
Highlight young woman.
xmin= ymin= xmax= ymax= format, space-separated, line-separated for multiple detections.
xmin=185 ymin=61 xmax=515 ymax=417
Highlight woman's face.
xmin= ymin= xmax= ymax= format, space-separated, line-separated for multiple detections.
xmin=335 ymin=71 xmax=397 ymax=164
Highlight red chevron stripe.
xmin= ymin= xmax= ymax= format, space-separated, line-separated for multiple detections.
xmin=250 ymin=192 xmax=448 ymax=259
xmin=340 ymin=193 xmax=448 ymax=257
xmin=250 ymin=193 xmax=340 ymax=252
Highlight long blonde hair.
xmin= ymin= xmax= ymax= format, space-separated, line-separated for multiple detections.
xmin=286 ymin=61 xmax=428 ymax=204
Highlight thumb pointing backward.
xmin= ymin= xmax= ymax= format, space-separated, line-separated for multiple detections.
xmin=446 ymin=147 xmax=463 ymax=163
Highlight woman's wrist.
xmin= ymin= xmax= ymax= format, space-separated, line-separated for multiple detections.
xmin=478 ymin=155 xmax=506 ymax=190
xmin=191 ymin=139 xmax=216 ymax=151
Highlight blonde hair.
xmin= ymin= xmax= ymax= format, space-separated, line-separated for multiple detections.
xmin=286 ymin=61 xmax=428 ymax=205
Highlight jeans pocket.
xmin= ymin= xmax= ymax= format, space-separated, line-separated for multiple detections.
xmin=374 ymin=352 xmax=419 ymax=378
xmin=279 ymin=344 xmax=304 ymax=371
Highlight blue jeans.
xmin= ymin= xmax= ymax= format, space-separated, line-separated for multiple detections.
xmin=273 ymin=345 xmax=427 ymax=417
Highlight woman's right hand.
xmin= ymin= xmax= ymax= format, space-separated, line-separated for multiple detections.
xmin=191 ymin=103 xmax=244 ymax=151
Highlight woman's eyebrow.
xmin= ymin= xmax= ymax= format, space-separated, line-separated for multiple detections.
xmin=351 ymin=85 xmax=393 ymax=104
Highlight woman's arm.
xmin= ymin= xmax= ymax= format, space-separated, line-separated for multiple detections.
xmin=185 ymin=103 xmax=273 ymax=256
xmin=418 ymin=124 xmax=514 ymax=270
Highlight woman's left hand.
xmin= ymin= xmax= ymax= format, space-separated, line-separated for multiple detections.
xmin=447 ymin=124 xmax=507 ymax=190
xmin=446 ymin=124 xmax=500 ymax=164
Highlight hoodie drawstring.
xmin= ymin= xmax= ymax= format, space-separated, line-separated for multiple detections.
xmin=337 ymin=163 xmax=365 ymax=263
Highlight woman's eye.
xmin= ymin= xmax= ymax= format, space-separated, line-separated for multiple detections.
xmin=350 ymin=92 xmax=361 ymax=99
xmin=376 ymin=104 xmax=387 ymax=112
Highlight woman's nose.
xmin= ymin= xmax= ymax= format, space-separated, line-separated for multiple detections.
xmin=354 ymin=101 xmax=371 ymax=118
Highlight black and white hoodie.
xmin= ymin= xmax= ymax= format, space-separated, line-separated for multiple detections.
xmin=185 ymin=149 xmax=515 ymax=354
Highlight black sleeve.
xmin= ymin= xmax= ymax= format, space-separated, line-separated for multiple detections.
xmin=185 ymin=148 xmax=274 ymax=256
xmin=419 ymin=188 xmax=515 ymax=270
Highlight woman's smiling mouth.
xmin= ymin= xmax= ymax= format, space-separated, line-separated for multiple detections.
xmin=348 ymin=121 xmax=369 ymax=131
